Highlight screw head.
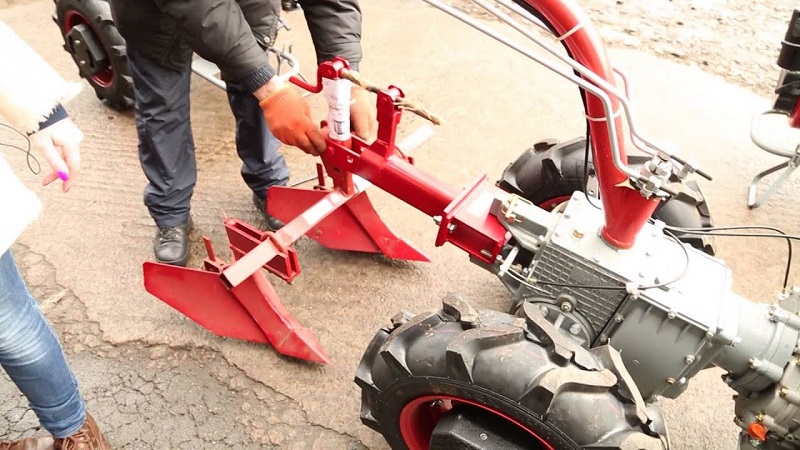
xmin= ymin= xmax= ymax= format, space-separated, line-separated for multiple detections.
xmin=684 ymin=355 xmax=695 ymax=364
xmin=569 ymin=324 xmax=581 ymax=335
xmin=560 ymin=302 xmax=572 ymax=312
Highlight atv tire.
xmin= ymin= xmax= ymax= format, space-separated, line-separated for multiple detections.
xmin=55 ymin=0 xmax=134 ymax=110
xmin=496 ymin=137 xmax=716 ymax=256
xmin=355 ymin=295 xmax=669 ymax=450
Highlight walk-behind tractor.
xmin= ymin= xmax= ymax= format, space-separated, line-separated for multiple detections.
xmin=55 ymin=0 xmax=800 ymax=447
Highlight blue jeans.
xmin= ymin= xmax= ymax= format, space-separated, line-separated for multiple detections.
xmin=0 ymin=250 xmax=85 ymax=438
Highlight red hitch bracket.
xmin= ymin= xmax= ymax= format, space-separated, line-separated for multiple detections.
xmin=142 ymin=57 xmax=511 ymax=365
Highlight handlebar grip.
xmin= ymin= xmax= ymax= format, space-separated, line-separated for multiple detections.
xmin=778 ymin=9 xmax=800 ymax=70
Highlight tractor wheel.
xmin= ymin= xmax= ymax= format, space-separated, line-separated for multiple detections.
xmin=54 ymin=0 xmax=134 ymax=110
xmin=496 ymin=137 xmax=717 ymax=256
xmin=355 ymin=295 xmax=669 ymax=450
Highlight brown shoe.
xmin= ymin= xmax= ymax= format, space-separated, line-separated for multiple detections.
xmin=53 ymin=414 xmax=109 ymax=450
xmin=0 ymin=433 xmax=55 ymax=450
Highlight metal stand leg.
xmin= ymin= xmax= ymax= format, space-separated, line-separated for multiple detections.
xmin=747 ymin=145 xmax=800 ymax=209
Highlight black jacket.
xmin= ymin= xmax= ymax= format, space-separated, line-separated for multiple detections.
xmin=109 ymin=0 xmax=362 ymax=92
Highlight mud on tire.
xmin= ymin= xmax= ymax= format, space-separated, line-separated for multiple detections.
xmin=355 ymin=295 xmax=670 ymax=450
xmin=55 ymin=0 xmax=134 ymax=110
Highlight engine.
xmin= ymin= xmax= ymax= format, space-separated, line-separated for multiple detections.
xmin=490 ymin=190 xmax=800 ymax=447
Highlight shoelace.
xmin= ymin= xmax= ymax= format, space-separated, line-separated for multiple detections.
xmin=57 ymin=428 xmax=93 ymax=450
xmin=158 ymin=227 xmax=183 ymax=242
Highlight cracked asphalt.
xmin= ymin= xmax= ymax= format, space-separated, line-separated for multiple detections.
xmin=2 ymin=0 xmax=800 ymax=448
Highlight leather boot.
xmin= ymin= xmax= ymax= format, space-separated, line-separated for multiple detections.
xmin=153 ymin=217 xmax=193 ymax=266
xmin=0 ymin=433 xmax=54 ymax=450
xmin=53 ymin=414 xmax=109 ymax=450
xmin=252 ymin=192 xmax=285 ymax=231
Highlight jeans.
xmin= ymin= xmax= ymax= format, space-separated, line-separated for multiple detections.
xmin=127 ymin=47 xmax=290 ymax=228
xmin=0 ymin=250 xmax=85 ymax=438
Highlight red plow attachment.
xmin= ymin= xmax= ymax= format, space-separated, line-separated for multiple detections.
xmin=142 ymin=57 xmax=510 ymax=364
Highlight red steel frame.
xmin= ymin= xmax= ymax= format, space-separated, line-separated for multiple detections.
xmin=527 ymin=0 xmax=659 ymax=247
xmin=142 ymin=0 xmax=656 ymax=364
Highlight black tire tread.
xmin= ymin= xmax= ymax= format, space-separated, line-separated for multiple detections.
xmin=356 ymin=300 xmax=667 ymax=450
xmin=55 ymin=0 xmax=134 ymax=111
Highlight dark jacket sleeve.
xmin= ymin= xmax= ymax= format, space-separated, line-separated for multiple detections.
xmin=152 ymin=0 xmax=275 ymax=91
xmin=298 ymin=0 xmax=363 ymax=70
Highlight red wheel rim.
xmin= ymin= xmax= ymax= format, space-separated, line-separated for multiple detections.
xmin=537 ymin=195 xmax=572 ymax=211
xmin=62 ymin=10 xmax=114 ymax=88
xmin=399 ymin=395 xmax=555 ymax=450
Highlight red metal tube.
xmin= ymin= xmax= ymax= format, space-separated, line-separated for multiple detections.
xmin=526 ymin=0 xmax=659 ymax=248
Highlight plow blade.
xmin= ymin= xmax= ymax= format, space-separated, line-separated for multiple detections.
xmin=268 ymin=185 xmax=430 ymax=262
xmin=143 ymin=261 xmax=331 ymax=364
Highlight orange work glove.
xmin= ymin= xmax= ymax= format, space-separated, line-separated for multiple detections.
xmin=350 ymin=85 xmax=378 ymax=143
xmin=260 ymin=86 xmax=327 ymax=156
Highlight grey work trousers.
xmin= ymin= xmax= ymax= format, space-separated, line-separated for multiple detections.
xmin=127 ymin=48 xmax=290 ymax=228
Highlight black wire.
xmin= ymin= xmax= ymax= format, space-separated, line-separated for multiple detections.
xmin=0 ymin=123 xmax=41 ymax=175
xmin=664 ymin=224 xmax=793 ymax=289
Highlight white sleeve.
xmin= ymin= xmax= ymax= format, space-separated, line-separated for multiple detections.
xmin=0 ymin=155 xmax=41 ymax=255
xmin=0 ymin=20 xmax=82 ymax=134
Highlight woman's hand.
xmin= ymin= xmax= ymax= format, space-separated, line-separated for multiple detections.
xmin=29 ymin=117 xmax=82 ymax=192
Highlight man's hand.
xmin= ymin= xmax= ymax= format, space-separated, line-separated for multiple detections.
xmin=29 ymin=118 xmax=82 ymax=192
xmin=257 ymin=77 xmax=326 ymax=156
xmin=350 ymin=84 xmax=377 ymax=143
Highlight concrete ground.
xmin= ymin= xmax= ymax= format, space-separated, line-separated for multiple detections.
xmin=1 ymin=0 xmax=799 ymax=448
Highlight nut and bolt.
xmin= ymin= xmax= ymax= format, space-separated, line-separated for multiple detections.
xmin=756 ymin=412 xmax=765 ymax=422
xmin=433 ymin=215 xmax=442 ymax=225
xmin=539 ymin=305 xmax=549 ymax=317
xmin=667 ymin=311 xmax=676 ymax=320
xmin=599 ymin=334 xmax=608 ymax=343
xmin=614 ymin=314 xmax=623 ymax=323
xmin=665 ymin=377 xmax=676 ymax=385
xmin=684 ymin=355 xmax=695 ymax=364
xmin=560 ymin=302 xmax=573 ymax=312
xmin=568 ymin=324 xmax=581 ymax=335
xmin=780 ymin=387 xmax=789 ymax=398
xmin=447 ymin=224 xmax=456 ymax=232
xmin=479 ymin=433 xmax=488 ymax=441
